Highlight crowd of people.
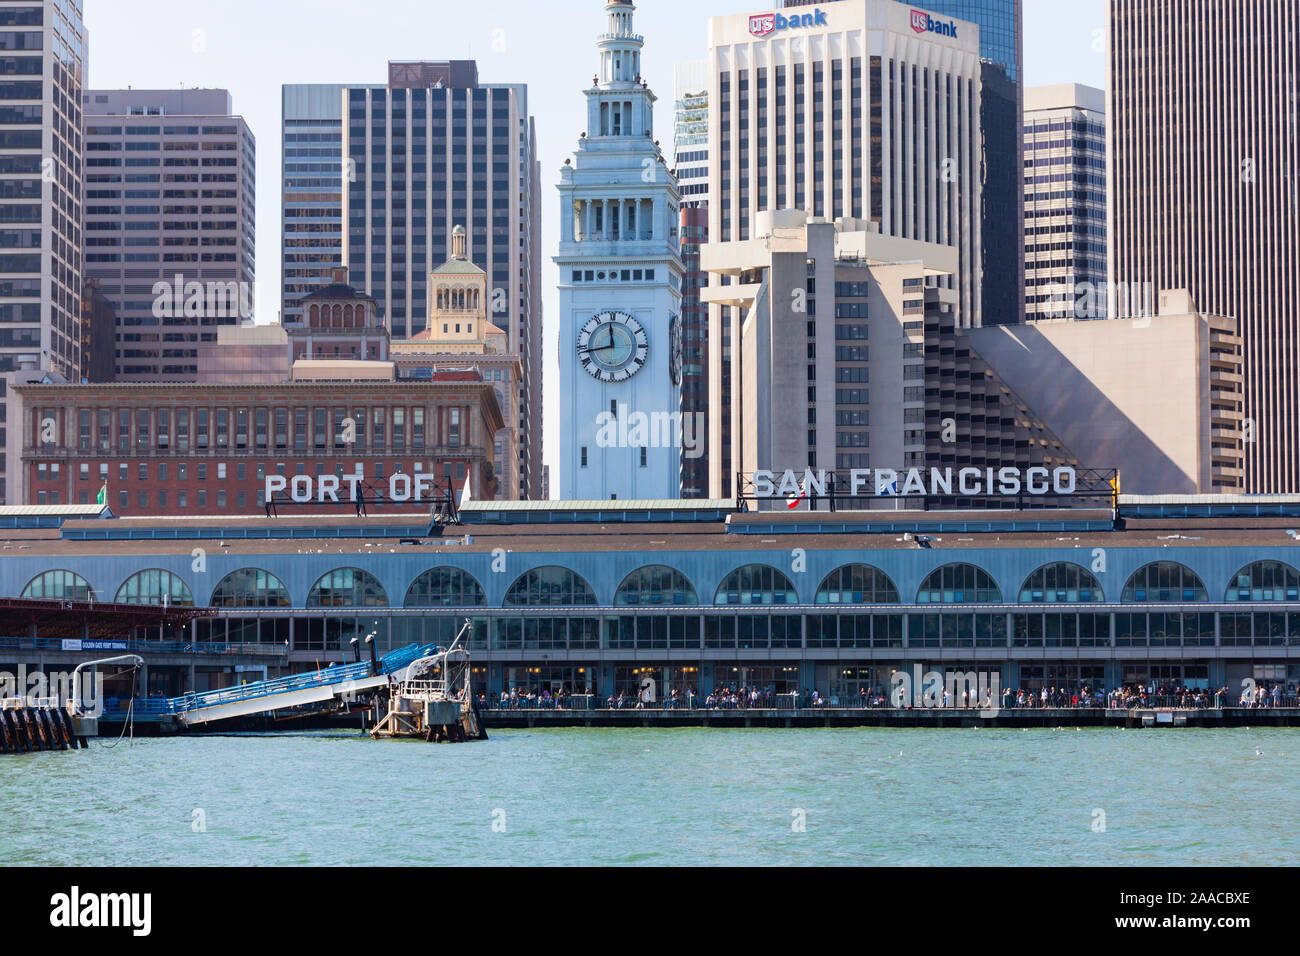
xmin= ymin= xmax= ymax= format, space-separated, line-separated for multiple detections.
xmin=478 ymin=681 xmax=1299 ymax=711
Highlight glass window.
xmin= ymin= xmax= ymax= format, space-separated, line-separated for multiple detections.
xmin=916 ymin=564 xmax=1001 ymax=604
xmin=115 ymin=569 xmax=194 ymax=606
xmin=1121 ymin=562 xmax=1207 ymax=603
xmin=209 ymin=568 xmax=292 ymax=608
xmin=22 ymin=570 xmax=92 ymax=601
xmin=815 ymin=564 xmax=900 ymax=604
xmin=307 ymin=568 xmax=389 ymax=608
xmin=714 ymin=565 xmax=797 ymax=606
xmin=1019 ymin=562 xmax=1105 ymax=603
xmin=615 ymin=566 xmax=698 ymax=605
xmin=404 ymin=567 xmax=487 ymax=607
xmin=1225 ymin=561 xmax=1300 ymax=602
xmin=503 ymin=567 xmax=597 ymax=606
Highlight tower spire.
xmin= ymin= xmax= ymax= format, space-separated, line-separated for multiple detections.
xmin=597 ymin=0 xmax=643 ymax=88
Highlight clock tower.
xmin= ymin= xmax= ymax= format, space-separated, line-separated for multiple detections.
xmin=557 ymin=0 xmax=684 ymax=501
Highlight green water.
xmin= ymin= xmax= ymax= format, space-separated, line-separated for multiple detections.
xmin=2 ymin=727 xmax=1296 ymax=866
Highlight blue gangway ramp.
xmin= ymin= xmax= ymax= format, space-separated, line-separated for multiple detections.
xmin=168 ymin=642 xmax=441 ymax=726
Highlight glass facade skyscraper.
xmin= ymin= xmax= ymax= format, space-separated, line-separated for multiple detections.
xmin=784 ymin=0 xmax=1024 ymax=327
xmin=900 ymin=0 xmax=1023 ymax=328
xmin=338 ymin=62 xmax=544 ymax=499
xmin=281 ymin=84 xmax=347 ymax=325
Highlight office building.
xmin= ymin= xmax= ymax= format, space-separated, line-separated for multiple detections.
xmin=786 ymin=0 xmax=1025 ymax=325
xmin=16 ymin=369 xmax=506 ymax=515
xmin=555 ymin=0 xmax=685 ymax=500
xmin=1023 ymin=84 xmax=1106 ymax=322
xmin=281 ymin=84 xmax=346 ymax=324
xmin=1108 ymin=0 xmax=1299 ymax=493
xmin=82 ymin=89 xmax=256 ymax=382
xmin=338 ymin=61 xmax=544 ymax=499
xmin=703 ymin=214 xmax=1241 ymax=500
xmin=0 ymin=0 xmax=86 ymax=503
xmin=673 ymin=60 xmax=710 ymax=497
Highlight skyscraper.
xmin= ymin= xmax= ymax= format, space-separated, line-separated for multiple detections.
xmin=705 ymin=1 xmax=983 ymax=496
xmin=673 ymin=60 xmax=709 ymax=497
xmin=281 ymin=84 xmax=346 ymax=325
xmin=1108 ymin=0 xmax=1293 ymax=492
xmin=1023 ymin=84 xmax=1106 ymax=322
xmin=0 ymin=0 xmax=85 ymax=502
xmin=783 ymin=0 xmax=1025 ymax=327
xmin=556 ymin=0 xmax=684 ymax=500
xmin=334 ymin=62 xmax=544 ymax=499
xmin=82 ymin=89 xmax=256 ymax=381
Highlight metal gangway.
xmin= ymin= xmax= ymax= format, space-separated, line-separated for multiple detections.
xmin=167 ymin=641 xmax=440 ymax=727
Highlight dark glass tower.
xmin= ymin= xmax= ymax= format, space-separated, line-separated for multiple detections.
xmin=912 ymin=0 xmax=1023 ymax=327
xmin=783 ymin=0 xmax=1025 ymax=326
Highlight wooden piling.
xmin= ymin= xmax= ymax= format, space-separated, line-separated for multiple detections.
xmin=48 ymin=709 xmax=66 ymax=749
xmin=0 ymin=710 xmax=13 ymax=754
xmin=18 ymin=708 xmax=39 ymax=751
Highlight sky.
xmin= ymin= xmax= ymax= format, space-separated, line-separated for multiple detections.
xmin=83 ymin=0 xmax=1108 ymax=487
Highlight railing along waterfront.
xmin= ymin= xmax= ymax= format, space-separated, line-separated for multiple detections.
xmin=0 ymin=637 xmax=287 ymax=656
xmin=478 ymin=692 xmax=1300 ymax=712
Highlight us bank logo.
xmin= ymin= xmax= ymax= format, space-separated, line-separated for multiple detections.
xmin=749 ymin=9 xmax=829 ymax=38
xmin=911 ymin=9 xmax=959 ymax=37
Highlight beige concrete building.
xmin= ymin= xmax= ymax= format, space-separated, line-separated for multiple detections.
xmin=391 ymin=227 xmax=522 ymax=499
xmin=703 ymin=211 xmax=954 ymax=495
xmin=968 ymin=291 xmax=1244 ymax=494
xmin=704 ymin=215 xmax=1241 ymax=503
xmin=1108 ymin=0 xmax=1299 ymax=492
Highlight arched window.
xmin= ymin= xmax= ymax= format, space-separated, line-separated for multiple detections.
xmin=1121 ymin=562 xmax=1207 ymax=603
xmin=815 ymin=564 xmax=899 ymax=604
xmin=714 ymin=564 xmax=797 ymax=605
xmin=917 ymin=564 xmax=1001 ymax=604
xmin=1225 ymin=561 xmax=1300 ymax=602
xmin=209 ymin=568 xmax=291 ymax=608
xmin=309 ymin=304 xmax=319 ymax=324
xmin=22 ymin=570 xmax=92 ymax=602
xmin=1019 ymin=562 xmax=1105 ymax=603
xmin=503 ymin=567 xmax=597 ymax=606
xmin=405 ymin=567 xmax=487 ymax=607
xmin=116 ymin=569 xmax=193 ymax=606
xmin=307 ymin=568 xmax=389 ymax=607
xmin=615 ymin=566 xmax=698 ymax=605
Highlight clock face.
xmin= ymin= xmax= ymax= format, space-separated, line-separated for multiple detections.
xmin=577 ymin=310 xmax=649 ymax=383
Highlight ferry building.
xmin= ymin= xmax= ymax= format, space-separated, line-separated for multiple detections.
xmin=0 ymin=494 xmax=1298 ymax=702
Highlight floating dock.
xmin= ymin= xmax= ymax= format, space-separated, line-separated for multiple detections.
xmin=369 ymin=637 xmax=486 ymax=743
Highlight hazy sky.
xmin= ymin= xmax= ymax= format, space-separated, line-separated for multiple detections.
xmin=84 ymin=0 xmax=1108 ymax=481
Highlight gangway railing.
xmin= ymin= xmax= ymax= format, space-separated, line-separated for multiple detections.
xmin=169 ymin=660 xmax=373 ymax=714
xmin=166 ymin=641 xmax=442 ymax=717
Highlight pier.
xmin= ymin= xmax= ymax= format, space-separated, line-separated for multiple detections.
xmin=473 ymin=704 xmax=1300 ymax=730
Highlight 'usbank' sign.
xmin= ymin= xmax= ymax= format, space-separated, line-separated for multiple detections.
xmin=910 ymin=8 xmax=959 ymax=37
xmin=749 ymin=9 xmax=828 ymax=38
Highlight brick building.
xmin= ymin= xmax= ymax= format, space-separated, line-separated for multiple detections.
xmin=16 ymin=371 xmax=505 ymax=515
